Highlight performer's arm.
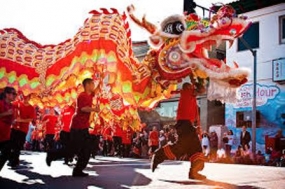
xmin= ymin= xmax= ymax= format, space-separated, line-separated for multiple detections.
xmin=16 ymin=117 xmax=33 ymax=123
xmin=0 ymin=109 xmax=13 ymax=118
xmin=42 ymin=116 xmax=49 ymax=125
xmin=190 ymin=74 xmax=206 ymax=95
xmin=81 ymin=106 xmax=99 ymax=113
xmin=170 ymin=90 xmax=181 ymax=95
xmin=80 ymin=94 xmax=100 ymax=113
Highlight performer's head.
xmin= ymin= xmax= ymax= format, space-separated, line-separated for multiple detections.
xmin=0 ymin=86 xmax=17 ymax=102
xmin=83 ymin=78 xmax=95 ymax=93
xmin=182 ymin=82 xmax=195 ymax=92
xmin=22 ymin=94 xmax=32 ymax=104
xmin=182 ymin=82 xmax=191 ymax=90
xmin=182 ymin=82 xmax=196 ymax=95
xmin=49 ymin=108 xmax=55 ymax=115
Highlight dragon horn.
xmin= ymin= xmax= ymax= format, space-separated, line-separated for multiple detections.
xmin=233 ymin=61 xmax=239 ymax=68
xmin=127 ymin=5 xmax=157 ymax=34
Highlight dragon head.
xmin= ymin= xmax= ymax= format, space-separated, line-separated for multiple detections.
xmin=128 ymin=5 xmax=251 ymax=103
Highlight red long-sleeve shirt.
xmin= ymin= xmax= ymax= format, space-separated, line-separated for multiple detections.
xmin=176 ymin=88 xmax=198 ymax=122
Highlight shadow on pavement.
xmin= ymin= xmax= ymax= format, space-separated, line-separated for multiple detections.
xmin=7 ymin=159 xmax=34 ymax=171
xmin=21 ymin=151 xmax=41 ymax=156
xmin=0 ymin=158 xmax=152 ymax=189
xmin=1 ymin=170 xmax=98 ymax=189
xmin=159 ymin=179 xmax=265 ymax=189
xmin=86 ymin=159 xmax=152 ymax=188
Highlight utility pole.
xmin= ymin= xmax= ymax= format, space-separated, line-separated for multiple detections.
xmin=239 ymin=37 xmax=257 ymax=154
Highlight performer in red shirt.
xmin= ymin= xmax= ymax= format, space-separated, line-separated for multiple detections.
xmin=9 ymin=94 xmax=36 ymax=168
xmin=151 ymin=82 xmax=206 ymax=180
xmin=42 ymin=108 xmax=58 ymax=151
xmin=31 ymin=128 xmax=40 ymax=151
xmin=122 ymin=126 xmax=133 ymax=158
xmin=148 ymin=126 xmax=159 ymax=156
xmin=102 ymin=124 xmax=113 ymax=156
xmin=112 ymin=121 xmax=123 ymax=157
xmin=0 ymin=87 xmax=17 ymax=171
xmin=59 ymin=103 xmax=75 ymax=164
xmin=46 ymin=78 xmax=99 ymax=177
xmin=89 ymin=122 xmax=102 ymax=159
xmin=60 ymin=103 xmax=75 ymax=133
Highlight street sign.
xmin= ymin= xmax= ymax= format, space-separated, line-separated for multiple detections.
xmin=273 ymin=58 xmax=285 ymax=82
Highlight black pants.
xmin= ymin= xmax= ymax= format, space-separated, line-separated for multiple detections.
xmin=32 ymin=139 xmax=40 ymax=151
xmin=0 ymin=140 xmax=11 ymax=171
xmin=9 ymin=129 xmax=26 ymax=166
xmin=89 ymin=135 xmax=100 ymax=157
xmin=123 ymin=144 xmax=132 ymax=157
xmin=166 ymin=120 xmax=202 ymax=159
xmin=45 ymin=134 xmax=55 ymax=151
xmin=59 ymin=131 xmax=70 ymax=163
xmin=103 ymin=140 xmax=113 ymax=156
xmin=150 ymin=145 xmax=159 ymax=154
xmin=48 ymin=128 xmax=91 ymax=172
xmin=60 ymin=131 xmax=70 ymax=146
xmin=113 ymin=136 xmax=123 ymax=157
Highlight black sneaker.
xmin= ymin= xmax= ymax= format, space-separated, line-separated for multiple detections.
xmin=150 ymin=154 xmax=157 ymax=172
xmin=7 ymin=161 xmax=12 ymax=167
xmin=192 ymin=160 xmax=205 ymax=172
xmin=46 ymin=153 xmax=52 ymax=167
xmin=10 ymin=163 xmax=20 ymax=169
xmin=7 ymin=160 xmax=19 ymax=168
xmin=72 ymin=170 xmax=89 ymax=177
xmin=189 ymin=172 xmax=207 ymax=180
xmin=151 ymin=149 xmax=165 ymax=172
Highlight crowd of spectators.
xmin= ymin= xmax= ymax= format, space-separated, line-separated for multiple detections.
xmin=23 ymin=119 xmax=285 ymax=167
xmin=201 ymin=128 xmax=285 ymax=167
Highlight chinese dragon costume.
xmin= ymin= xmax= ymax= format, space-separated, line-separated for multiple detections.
xmin=0 ymin=5 xmax=251 ymax=130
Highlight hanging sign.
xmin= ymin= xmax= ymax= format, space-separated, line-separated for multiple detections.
xmin=273 ymin=58 xmax=285 ymax=82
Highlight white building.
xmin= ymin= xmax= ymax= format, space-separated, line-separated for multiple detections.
xmin=225 ymin=1 xmax=285 ymax=152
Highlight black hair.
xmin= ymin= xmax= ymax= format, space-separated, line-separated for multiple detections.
xmin=0 ymin=87 xmax=16 ymax=100
xmin=228 ymin=130 xmax=234 ymax=135
xmin=82 ymin=78 xmax=93 ymax=88
xmin=182 ymin=82 xmax=191 ymax=90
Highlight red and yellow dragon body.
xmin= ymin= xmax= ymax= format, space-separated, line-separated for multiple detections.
xmin=0 ymin=5 xmax=250 ymax=130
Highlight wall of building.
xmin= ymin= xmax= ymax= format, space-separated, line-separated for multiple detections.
xmin=225 ymin=3 xmax=285 ymax=153
xmin=156 ymin=100 xmax=178 ymax=119
xmin=227 ymin=3 xmax=285 ymax=81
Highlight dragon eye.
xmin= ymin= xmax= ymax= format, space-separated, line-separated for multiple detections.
xmin=163 ymin=21 xmax=185 ymax=35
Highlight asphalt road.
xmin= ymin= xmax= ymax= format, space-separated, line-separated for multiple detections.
xmin=0 ymin=151 xmax=284 ymax=189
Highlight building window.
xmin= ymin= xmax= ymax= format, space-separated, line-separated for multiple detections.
xmin=238 ymin=22 xmax=259 ymax=51
xmin=280 ymin=15 xmax=285 ymax=44
xmin=236 ymin=111 xmax=260 ymax=128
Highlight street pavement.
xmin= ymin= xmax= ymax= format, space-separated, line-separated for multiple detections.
xmin=0 ymin=151 xmax=284 ymax=189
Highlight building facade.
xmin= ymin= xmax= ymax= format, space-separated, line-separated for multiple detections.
xmin=225 ymin=2 xmax=285 ymax=152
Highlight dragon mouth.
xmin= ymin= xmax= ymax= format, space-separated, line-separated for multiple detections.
xmin=178 ymin=32 xmax=250 ymax=88
xmin=179 ymin=32 xmax=250 ymax=103
xmin=158 ymin=34 xmax=250 ymax=88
